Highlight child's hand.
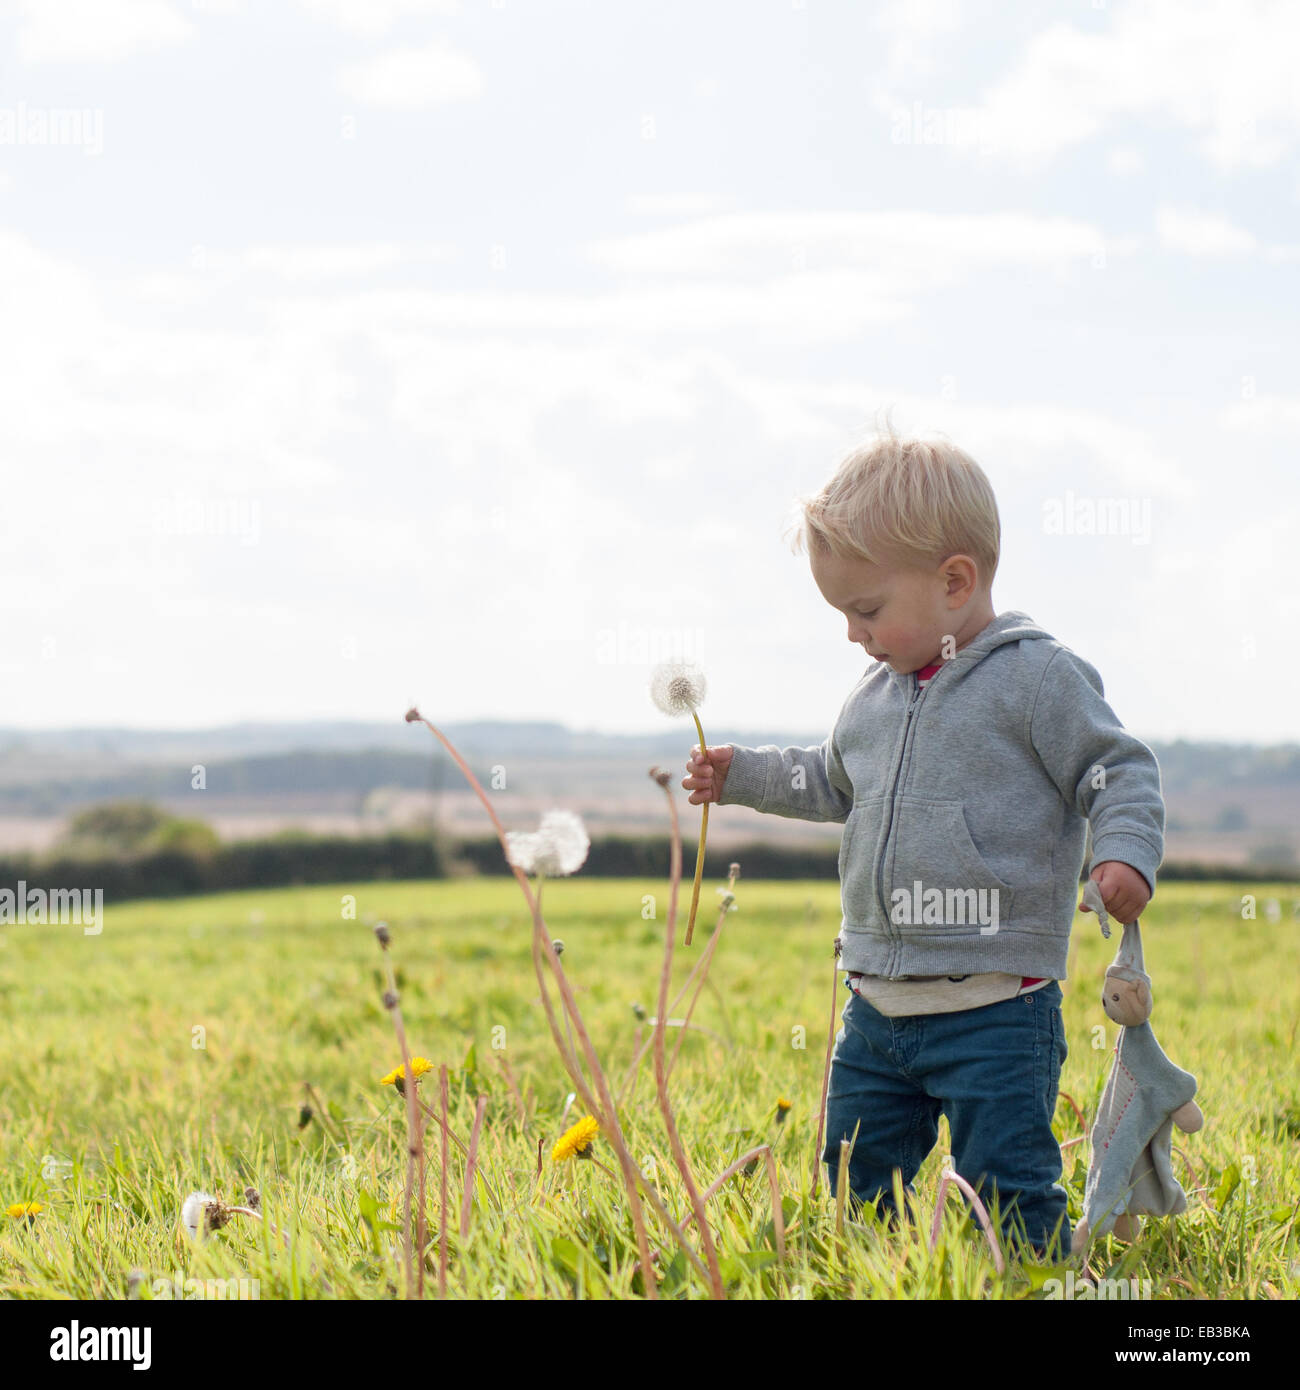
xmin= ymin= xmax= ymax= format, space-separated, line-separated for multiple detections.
xmin=683 ymin=744 xmax=734 ymax=805
xmin=1079 ymin=861 xmax=1150 ymax=925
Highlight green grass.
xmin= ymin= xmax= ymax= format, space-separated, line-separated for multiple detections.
xmin=0 ymin=876 xmax=1296 ymax=1300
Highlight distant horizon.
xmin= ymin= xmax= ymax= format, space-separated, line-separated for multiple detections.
xmin=0 ymin=715 xmax=1291 ymax=753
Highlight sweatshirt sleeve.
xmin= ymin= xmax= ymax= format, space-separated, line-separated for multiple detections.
xmin=717 ymin=730 xmax=854 ymax=824
xmin=1028 ymin=647 xmax=1165 ymax=898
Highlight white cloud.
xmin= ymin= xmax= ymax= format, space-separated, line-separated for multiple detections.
xmin=1217 ymin=393 xmax=1300 ymax=434
xmin=625 ymin=192 xmax=737 ymax=219
xmin=243 ymin=243 xmax=456 ymax=278
xmin=258 ymin=273 xmax=916 ymax=344
xmin=585 ymin=209 xmax=1113 ymax=278
xmin=9 ymin=0 xmax=193 ymax=64
xmin=1156 ymin=207 xmax=1257 ymax=256
xmin=867 ymin=0 xmax=969 ymax=93
xmin=338 ymin=38 xmax=483 ymax=109
xmin=127 ymin=243 xmax=458 ymax=306
xmin=966 ymin=0 xmax=1300 ymax=170
xmin=1107 ymin=146 xmax=1144 ymax=176
xmin=294 ymin=0 xmax=459 ymax=37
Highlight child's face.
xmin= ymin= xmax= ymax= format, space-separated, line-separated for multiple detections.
xmin=809 ymin=544 xmax=978 ymax=674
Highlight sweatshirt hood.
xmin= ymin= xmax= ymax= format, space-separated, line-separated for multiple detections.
xmin=887 ymin=609 xmax=1056 ymax=686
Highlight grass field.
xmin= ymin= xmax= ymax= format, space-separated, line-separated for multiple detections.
xmin=1 ymin=875 xmax=1296 ymax=1300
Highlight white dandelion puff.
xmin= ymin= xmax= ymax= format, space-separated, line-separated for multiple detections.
xmin=505 ymin=809 xmax=590 ymax=877
xmin=503 ymin=830 xmax=542 ymax=875
xmin=181 ymin=1190 xmax=217 ymax=1240
xmin=649 ymin=661 xmax=707 ymax=717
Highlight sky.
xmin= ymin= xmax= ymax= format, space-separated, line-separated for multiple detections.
xmin=1 ymin=0 xmax=1296 ymax=745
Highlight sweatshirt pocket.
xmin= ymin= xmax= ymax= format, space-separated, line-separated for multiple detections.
xmin=882 ymin=796 xmax=1015 ymax=932
xmin=839 ymin=795 xmax=886 ymax=924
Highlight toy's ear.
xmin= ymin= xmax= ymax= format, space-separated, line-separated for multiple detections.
xmin=1110 ymin=1213 xmax=1142 ymax=1242
xmin=1171 ymin=1100 xmax=1203 ymax=1133
xmin=1102 ymin=973 xmax=1152 ymax=1027
xmin=1070 ymin=1217 xmax=1091 ymax=1256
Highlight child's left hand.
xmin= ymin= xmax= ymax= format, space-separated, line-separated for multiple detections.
xmin=1079 ymin=860 xmax=1150 ymax=925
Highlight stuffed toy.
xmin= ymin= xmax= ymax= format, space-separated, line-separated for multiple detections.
xmin=1070 ymin=878 xmax=1204 ymax=1255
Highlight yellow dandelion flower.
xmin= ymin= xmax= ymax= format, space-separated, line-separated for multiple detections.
xmin=551 ymin=1114 xmax=600 ymax=1162
xmin=379 ymin=1055 xmax=435 ymax=1095
xmin=776 ymin=1097 xmax=792 ymax=1124
xmin=6 ymin=1201 xmax=44 ymax=1220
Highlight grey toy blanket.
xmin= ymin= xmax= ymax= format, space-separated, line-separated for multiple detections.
xmin=1071 ymin=879 xmax=1204 ymax=1255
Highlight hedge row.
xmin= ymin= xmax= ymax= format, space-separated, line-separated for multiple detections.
xmin=1 ymin=830 xmax=1296 ymax=906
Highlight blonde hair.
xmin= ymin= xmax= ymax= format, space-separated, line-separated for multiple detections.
xmin=784 ymin=415 xmax=1000 ymax=589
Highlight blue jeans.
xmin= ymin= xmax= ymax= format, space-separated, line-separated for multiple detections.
xmin=822 ymin=977 xmax=1071 ymax=1260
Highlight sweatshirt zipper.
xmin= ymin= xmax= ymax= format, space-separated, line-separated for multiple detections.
xmin=876 ymin=671 xmax=924 ymax=952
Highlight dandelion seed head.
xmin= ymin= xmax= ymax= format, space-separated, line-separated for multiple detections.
xmin=503 ymin=829 xmax=542 ymax=875
xmin=649 ymin=661 xmax=707 ymax=717
xmin=506 ymin=810 xmax=589 ymax=877
xmin=181 ymin=1191 xmax=218 ymax=1240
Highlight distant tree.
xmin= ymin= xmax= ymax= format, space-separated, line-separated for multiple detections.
xmin=57 ymin=801 xmax=219 ymax=859
xmin=58 ymin=801 xmax=172 ymax=857
xmin=144 ymin=817 xmax=221 ymax=857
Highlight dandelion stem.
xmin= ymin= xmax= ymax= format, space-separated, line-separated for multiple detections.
xmin=619 ymin=864 xmax=738 ymax=1105
xmin=438 ymin=1064 xmax=450 ymax=1297
xmin=413 ymin=1099 xmax=503 ymax=1214
xmin=405 ymin=707 xmax=664 ymax=1299
xmin=811 ymin=941 xmax=843 ymax=1201
xmin=679 ymin=1143 xmax=787 ymax=1264
xmin=220 ymin=1205 xmax=291 ymax=1252
xmin=1058 ymin=1089 xmax=1088 ymax=1134
xmin=685 ymin=710 xmax=709 ymax=945
xmin=460 ymin=1094 xmax=488 ymax=1239
xmin=378 ymin=947 xmax=423 ymax=1299
xmin=928 ymin=1167 xmax=1005 ymax=1275
xmin=665 ymin=896 xmax=734 ymax=1082
xmin=650 ymin=766 xmax=726 ymax=1299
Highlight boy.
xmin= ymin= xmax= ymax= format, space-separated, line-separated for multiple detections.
xmin=682 ymin=431 xmax=1165 ymax=1260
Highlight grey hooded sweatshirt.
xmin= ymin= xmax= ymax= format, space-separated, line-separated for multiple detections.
xmin=716 ymin=611 xmax=1165 ymax=981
